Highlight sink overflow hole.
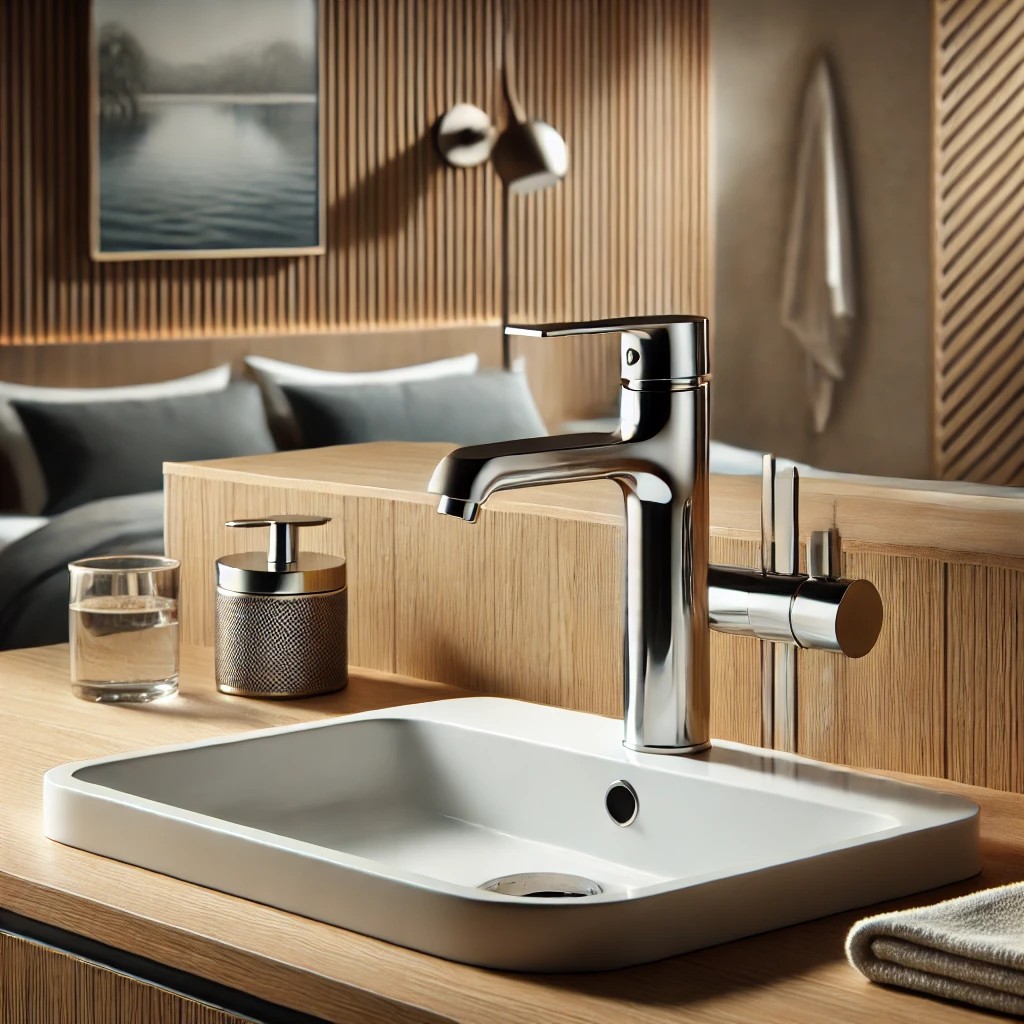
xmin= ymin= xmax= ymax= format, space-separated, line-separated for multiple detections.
xmin=606 ymin=780 xmax=639 ymax=826
xmin=479 ymin=873 xmax=603 ymax=898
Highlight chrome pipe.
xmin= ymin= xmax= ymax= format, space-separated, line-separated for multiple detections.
xmin=708 ymin=566 xmax=883 ymax=658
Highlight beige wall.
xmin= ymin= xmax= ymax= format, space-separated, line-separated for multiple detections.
xmin=711 ymin=0 xmax=932 ymax=478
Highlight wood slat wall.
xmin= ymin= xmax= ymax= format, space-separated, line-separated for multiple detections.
xmin=0 ymin=0 xmax=708 ymax=346
xmin=934 ymin=0 xmax=1024 ymax=485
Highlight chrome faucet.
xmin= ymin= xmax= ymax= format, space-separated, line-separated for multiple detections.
xmin=427 ymin=316 xmax=883 ymax=755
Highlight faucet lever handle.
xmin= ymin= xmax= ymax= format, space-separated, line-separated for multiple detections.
xmin=506 ymin=316 xmax=709 ymax=385
xmin=505 ymin=316 xmax=702 ymax=337
xmin=760 ymin=455 xmax=799 ymax=576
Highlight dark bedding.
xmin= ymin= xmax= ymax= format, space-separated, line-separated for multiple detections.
xmin=0 ymin=491 xmax=165 ymax=651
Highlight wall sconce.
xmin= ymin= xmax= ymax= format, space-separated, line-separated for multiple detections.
xmin=435 ymin=0 xmax=569 ymax=366
xmin=435 ymin=103 xmax=568 ymax=195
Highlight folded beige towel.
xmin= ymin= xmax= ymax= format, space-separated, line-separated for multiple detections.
xmin=847 ymin=882 xmax=1024 ymax=1016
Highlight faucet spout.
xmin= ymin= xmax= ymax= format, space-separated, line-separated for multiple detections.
xmin=429 ymin=432 xmax=621 ymax=513
xmin=429 ymin=430 xmax=677 ymax=514
xmin=428 ymin=315 xmax=713 ymax=755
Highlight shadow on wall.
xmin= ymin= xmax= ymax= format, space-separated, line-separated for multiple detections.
xmin=331 ymin=131 xmax=439 ymax=247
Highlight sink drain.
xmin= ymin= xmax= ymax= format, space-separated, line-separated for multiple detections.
xmin=479 ymin=873 xmax=603 ymax=898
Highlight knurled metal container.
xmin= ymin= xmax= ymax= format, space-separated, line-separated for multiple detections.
xmin=215 ymin=587 xmax=347 ymax=698
xmin=214 ymin=516 xmax=348 ymax=699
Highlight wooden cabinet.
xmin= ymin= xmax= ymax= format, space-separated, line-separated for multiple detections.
xmin=165 ymin=445 xmax=1024 ymax=793
xmin=0 ymin=933 xmax=250 ymax=1024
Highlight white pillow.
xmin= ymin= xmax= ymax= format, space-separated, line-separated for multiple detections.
xmin=244 ymin=352 xmax=480 ymax=448
xmin=0 ymin=364 xmax=232 ymax=514
xmin=0 ymin=514 xmax=48 ymax=554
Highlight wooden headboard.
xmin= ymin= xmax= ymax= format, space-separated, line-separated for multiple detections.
xmin=0 ymin=325 xmax=502 ymax=389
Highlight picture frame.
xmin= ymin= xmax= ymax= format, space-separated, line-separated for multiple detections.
xmin=89 ymin=0 xmax=325 ymax=261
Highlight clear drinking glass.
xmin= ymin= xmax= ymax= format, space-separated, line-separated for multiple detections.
xmin=68 ymin=555 xmax=180 ymax=703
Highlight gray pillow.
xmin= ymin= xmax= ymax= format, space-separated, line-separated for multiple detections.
xmin=11 ymin=381 xmax=276 ymax=514
xmin=279 ymin=371 xmax=548 ymax=448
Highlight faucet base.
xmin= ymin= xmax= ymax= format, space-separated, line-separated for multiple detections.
xmin=624 ymin=740 xmax=712 ymax=757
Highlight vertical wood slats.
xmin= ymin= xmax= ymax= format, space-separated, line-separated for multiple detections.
xmin=935 ymin=0 xmax=1024 ymax=485
xmin=947 ymin=562 xmax=1024 ymax=791
xmin=509 ymin=0 xmax=709 ymax=424
xmin=0 ymin=933 xmax=251 ymax=1024
xmin=0 ymin=0 xmax=708 ymax=346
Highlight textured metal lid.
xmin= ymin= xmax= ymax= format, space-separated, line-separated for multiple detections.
xmin=216 ymin=550 xmax=346 ymax=595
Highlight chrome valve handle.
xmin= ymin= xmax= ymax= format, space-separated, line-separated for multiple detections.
xmin=708 ymin=455 xmax=884 ymax=750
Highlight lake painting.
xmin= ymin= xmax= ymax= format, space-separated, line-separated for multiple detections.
xmin=91 ymin=0 xmax=321 ymax=258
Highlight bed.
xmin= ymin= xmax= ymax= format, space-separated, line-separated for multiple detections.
xmin=0 ymin=492 xmax=165 ymax=651
xmin=0 ymin=331 xmax=550 ymax=652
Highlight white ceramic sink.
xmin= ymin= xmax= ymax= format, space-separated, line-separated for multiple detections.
xmin=44 ymin=697 xmax=979 ymax=971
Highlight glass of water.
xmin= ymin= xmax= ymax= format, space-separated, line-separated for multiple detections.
xmin=68 ymin=555 xmax=180 ymax=703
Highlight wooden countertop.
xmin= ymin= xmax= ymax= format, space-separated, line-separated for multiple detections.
xmin=166 ymin=442 xmax=1024 ymax=561
xmin=3 ymin=644 xmax=1024 ymax=1024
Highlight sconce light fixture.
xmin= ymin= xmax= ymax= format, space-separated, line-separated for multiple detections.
xmin=434 ymin=99 xmax=568 ymax=195
xmin=435 ymin=0 xmax=569 ymax=364
xmin=435 ymin=103 xmax=498 ymax=169
xmin=434 ymin=0 xmax=570 ymax=195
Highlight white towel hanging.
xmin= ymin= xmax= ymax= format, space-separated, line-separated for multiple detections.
xmin=780 ymin=57 xmax=857 ymax=434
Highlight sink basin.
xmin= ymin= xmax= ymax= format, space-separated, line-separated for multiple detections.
xmin=44 ymin=697 xmax=979 ymax=971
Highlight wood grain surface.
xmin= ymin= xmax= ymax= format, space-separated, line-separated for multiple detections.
xmin=947 ymin=562 xmax=1024 ymax=791
xmin=0 ymin=0 xmax=707 ymax=346
xmin=1 ymin=643 xmax=1023 ymax=1024
xmin=164 ymin=444 xmax=1024 ymax=788
xmin=0 ymin=325 xmax=502 ymax=387
xmin=934 ymin=0 xmax=1024 ymax=486
xmin=799 ymin=551 xmax=945 ymax=777
xmin=0 ymin=933 xmax=250 ymax=1024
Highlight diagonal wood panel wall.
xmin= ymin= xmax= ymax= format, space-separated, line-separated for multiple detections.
xmin=0 ymin=0 xmax=708 ymax=346
xmin=934 ymin=0 xmax=1024 ymax=485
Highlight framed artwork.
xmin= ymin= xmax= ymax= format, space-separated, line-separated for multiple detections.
xmin=89 ymin=0 xmax=324 ymax=260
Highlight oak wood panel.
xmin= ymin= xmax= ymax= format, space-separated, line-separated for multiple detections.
xmin=0 ymin=933 xmax=250 ymax=1024
xmin=709 ymin=536 xmax=762 ymax=745
xmin=934 ymin=0 xmax=1024 ymax=485
xmin=799 ymin=552 xmax=946 ymax=778
xmin=0 ymin=0 xmax=708 ymax=346
xmin=553 ymin=513 xmax=622 ymax=719
xmin=163 ymin=446 xmax=999 ymax=771
xmin=947 ymin=562 xmax=1024 ymax=790
xmin=168 ymin=444 xmax=1024 ymax=560
xmin=169 ymin=468 xmax=763 ymax=737
xmin=0 ymin=325 xmax=501 ymax=387
xmin=2 ymin=643 xmax=1024 ymax=1024
xmin=393 ymin=491 xmax=628 ymax=717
